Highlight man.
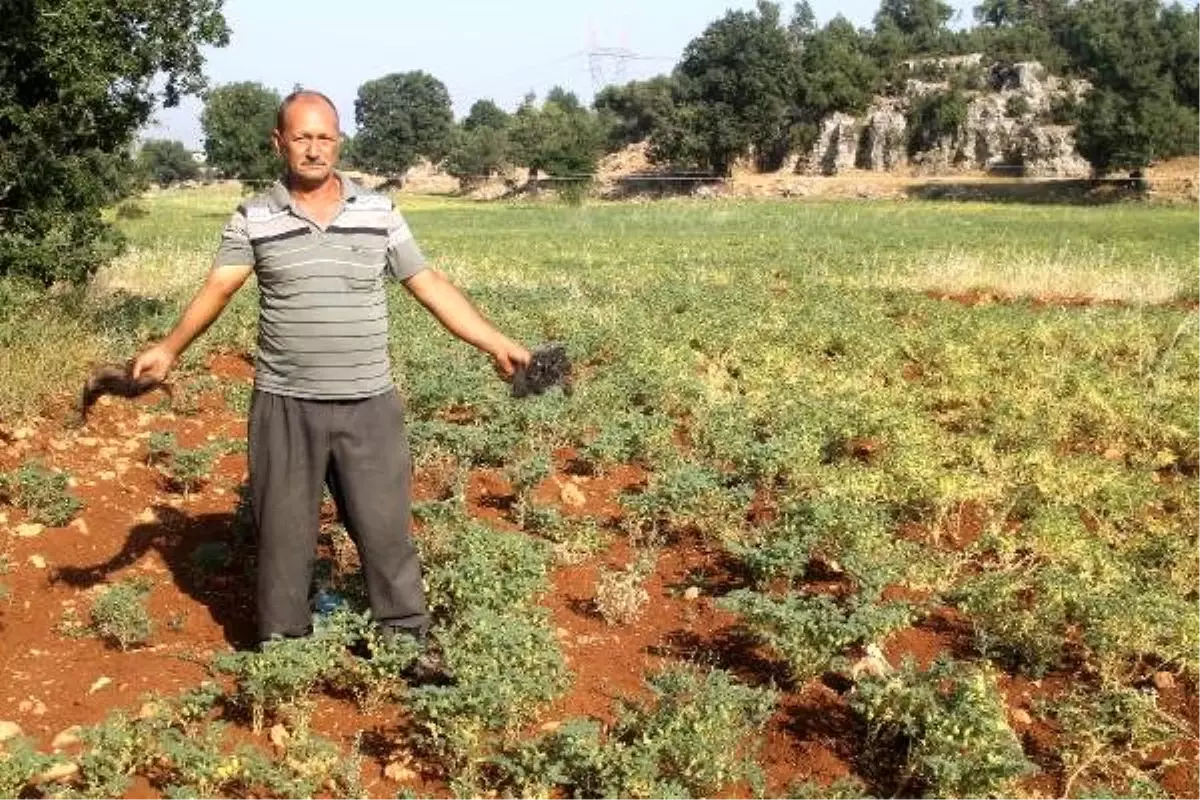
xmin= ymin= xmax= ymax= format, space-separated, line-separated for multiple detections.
xmin=132 ymin=89 xmax=530 ymax=647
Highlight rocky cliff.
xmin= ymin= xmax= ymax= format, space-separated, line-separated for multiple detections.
xmin=804 ymin=59 xmax=1093 ymax=177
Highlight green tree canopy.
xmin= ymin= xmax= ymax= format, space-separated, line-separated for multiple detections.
xmin=354 ymin=71 xmax=454 ymax=178
xmin=0 ymin=0 xmax=228 ymax=285
xmin=463 ymin=99 xmax=510 ymax=132
xmin=653 ymin=0 xmax=799 ymax=174
xmin=200 ymin=81 xmax=280 ymax=182
xmin=508 ymin=91 xmax=604 ymax=178
xmin=593 ymin=76 xmax=678 ymax=151
xmin=798 ymin=16 xmax=883 ymax=118
xmin=137 ymin=139 xmax=199 ymax=186
xmin=1064 ymin=0 xmax=1198 ymax=172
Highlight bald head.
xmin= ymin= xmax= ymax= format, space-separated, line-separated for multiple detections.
xmin=272 ymin=90 xmax=341 ymax=187
xmin=276 ymin=90 xmax=340 ymax=134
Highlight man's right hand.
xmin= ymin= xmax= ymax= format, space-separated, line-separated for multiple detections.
xmin=131 ymin=344 xmax=177 ymax=385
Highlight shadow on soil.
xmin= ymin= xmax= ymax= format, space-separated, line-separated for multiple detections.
xmin=905 ymin=178 xmax=1151 ymax=205
xmin=51 ymin=505 xmax=259 ymax=649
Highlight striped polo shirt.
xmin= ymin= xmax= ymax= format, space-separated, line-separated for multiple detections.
xmin=213 ymin=172 xmax=427 ymax=400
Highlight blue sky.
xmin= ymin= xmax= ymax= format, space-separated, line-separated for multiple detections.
xmin=143 ymin=0 xmax=977 ymax=148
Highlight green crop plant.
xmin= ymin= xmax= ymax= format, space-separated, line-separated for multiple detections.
xmin=90 ymin=577 xmax=155 ymax=650
xmin=0 ymin=459 xmax=82 ymax=526
xmin=212 ymin=618 xmax=349 ymax=732
xmin=407 ymin=607 xmax=570 ymax=771
xmin=146 ymin=431 xmax=222 ymax=496
xmin=725 ymin=497 xmax=929 ymax=598
xmin=722 ymin=589 xmax=915 ymax=682
xmin=1041 ymin=685 xmax=1179 ymax=799
xmin=418 ymin=520 xmax=550 ymax=620
xmin=850 ymin=657 xmax=1034 ymax=798
xmin=0 ymin=737 xmax=61 ymax=798
xmin=787 ymin=776 xmax=872 ymax=798
xmin=486 ymin=665 xmax=776 ymax=798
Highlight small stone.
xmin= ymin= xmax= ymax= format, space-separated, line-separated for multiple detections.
xmin=76 ymin=437 xmax=98 ymax=447
xmin=559 ymin=483 xmax=586 ymax=508
xmin=29 ymin=701 xmax=46 ymax=717
xmin=135 ymin=507 xmax=158 ymax=524
xmin=383 ymin=762 xmax=417 ymax=783
xmin=14 ymin=523 xmax=44 ymax=538
xmin=0 ymin=720 xmax=22 ymax=742
xmin=268 ymin=723 xmax=290 ymax=751
xmin=13 ymin=427 xmax=34 ymax=440
xmin=88 ymin=676 xmax=112 ymax=694
xmin=0 ymin=512 xmax=7 ymax=524
xmin=1152 ymin=671 xmax=1176 ymax=691
xmin=538 ymin=720 xmax=561 ymax=733
xmin=98 ymin=471 xmax=117 ymax=481
xmin=683 ymin=586 xmax=702 ymax=601
xmin=51 ymin=726 xmax=82 ymax=749
xmin=17 ymin=700 xmax=32 ymax=714
xmin=49 ymin=439 xmax=69 ymax=451
xmin=1011 ymin=708 xmax=1033 ymax=726
xmin=137 ymin=702 xmax=161 ymax=720
xmin=28 ymin=554 xmax=47 ymax=569
xmin=850 ymin=644 xmax=891 ymax=680
xmin=66 ymin=477 xmax=79 ymax=488
xmin=1102 ymin=447 xmax=1124 ymax=461
xmin=36 ymin=762 xmax=80 ymax=784
xmin=98 ymin=446 xmax=118 ymax=460
xmin=70 ymin=519 xmax=89 ymax=535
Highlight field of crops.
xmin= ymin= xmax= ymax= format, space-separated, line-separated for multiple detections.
xmin=0 ymin=187 xmax=1197 ymax=798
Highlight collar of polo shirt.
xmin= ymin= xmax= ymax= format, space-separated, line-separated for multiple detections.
xmin=267 ymin=169 xmax=363 ymax=213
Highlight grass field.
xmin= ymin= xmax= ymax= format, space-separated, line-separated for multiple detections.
xmin=0 ymin=187 xmax=1197 ymax=797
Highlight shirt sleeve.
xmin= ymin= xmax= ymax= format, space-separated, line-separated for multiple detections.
xmin=213 ymin=208 xmax=254 ymax=267
xmin=384 ymin=210 xmax=428 ymax=281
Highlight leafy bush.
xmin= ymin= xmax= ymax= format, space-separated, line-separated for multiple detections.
xmin=90 ymin=577 xmax=154 ymax=650
xmin=408 ymin=608 xmax=570 ymax=768
xmin=906 ymin=89 xmax=969 ymax=155
xmin=0 ymin=460 xmax=83 ymax=526
xmin=487 ymin=666 xmax=776 ymax=798
xmin=722 ymin=590 xmax=915 ymax=681
xmin=419 ymin=521 xmax=551 ymax=620
xmin=213 ymin=618 xmax=350 ymax=731
xmin=727 ymin=498 xmax=922 ymax=598
xmin=850 ymin=657 xmax=1034 ymax=798
xmin=146 ymin=432 xmax=221 ymax=496
xmin=1041 ymin=686 xmax=1176 ymax=799
xmin=950 ymin=560 xmax=1071 ymax=676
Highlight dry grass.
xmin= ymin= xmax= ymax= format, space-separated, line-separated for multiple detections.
xmin=90 ymin=245 xmax=211 ymax=299
xmin=864 ymin=250 xmax=1193 ymax=305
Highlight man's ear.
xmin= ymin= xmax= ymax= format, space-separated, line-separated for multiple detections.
xmin=270 ymin=129 xmax=283 ymax=157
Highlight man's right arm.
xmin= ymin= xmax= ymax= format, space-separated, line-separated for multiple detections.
xmin=132 ymin=208 xmax=256 ymax=383
xmin=132 ymin=263 xmax=253 ymax=383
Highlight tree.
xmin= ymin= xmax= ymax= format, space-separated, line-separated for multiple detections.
xmin=354 ymin=71 xmax=454 ymax=179
xmin=652 ymin=1 xmax=799 ymax=174
xmin=200 ymin=82 xmax=279 ymax=182
xmin=874 ymin=0 xmax=956 ymax=53
xmin=138 ymin=140 xmax=199 ymax=186
xmin=444 ymin=126 xmax=511 ymax=189
xmin=1063 ymin=0 xmax=1199 ymax=173
xmin=463 ymin=99 xmax=510 ymax=132
xmin=593 ymin=76 xmax=678 ymax=151
xmin=0 ymin=0 xmax=229 ymax=286
xmin=798 ymin=17 xmax=882 ymax=118
xmin=508 ymin=91 xmax=604 ymax=179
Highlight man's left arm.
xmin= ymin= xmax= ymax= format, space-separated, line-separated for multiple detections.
xmin=383 ymin=208 xmax=529 ymax=378
xmin=403 ymin=269 xmax=530 ymax=378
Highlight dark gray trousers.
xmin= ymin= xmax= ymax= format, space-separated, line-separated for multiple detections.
xmin=247 ymin=388 xmax=429 ymax=642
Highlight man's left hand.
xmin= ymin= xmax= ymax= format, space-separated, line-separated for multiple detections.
xmin=489 ymin=337 xmax=531 ymax=381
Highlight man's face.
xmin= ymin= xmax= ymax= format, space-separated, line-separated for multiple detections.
xmin=273 ymin=98 xmax=340 ymax=185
